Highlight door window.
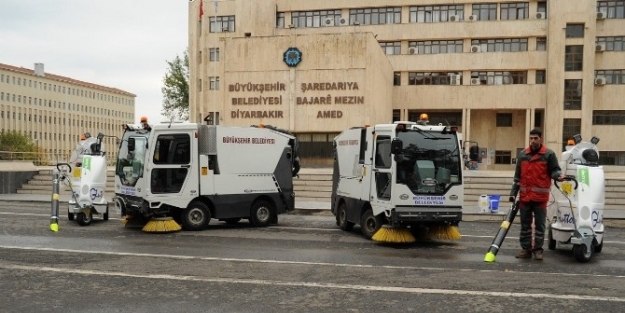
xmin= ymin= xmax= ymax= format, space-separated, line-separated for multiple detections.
xmin=151 ymin=134 xmax=190 ymax=194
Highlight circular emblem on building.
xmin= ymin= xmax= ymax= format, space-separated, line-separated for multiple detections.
xmin=283 ymin=47 xmax=302 ymax=67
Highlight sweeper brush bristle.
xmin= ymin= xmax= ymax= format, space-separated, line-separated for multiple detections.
xmin=426 ymin=225 xmax=461 ymax=240
xmin=372 ymin=225 xmax=416 ymax=244
xmin=122 ymin=215 xmax=147 ymax=228
xmin=142 ymin=217 xmax=182 ymax=233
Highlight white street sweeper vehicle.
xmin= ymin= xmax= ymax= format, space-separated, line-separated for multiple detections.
xmin=113 ymin=118 xmax=300 ymax=232
xmin=331 ymin=115 xmax=464 ymax=242
xmin=59 ymin=133 xmax=109 ymax=226
xmin=548 ymin=135 xmax=605 ymax=262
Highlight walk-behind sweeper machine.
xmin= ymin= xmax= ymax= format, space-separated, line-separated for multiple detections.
xmin=548 ymin=135 xmax=605 ymax=262
xmin=484 ymin=135 xmax=605 ymax=263
xmin=50 ymin=133 xmax=109 ymax=231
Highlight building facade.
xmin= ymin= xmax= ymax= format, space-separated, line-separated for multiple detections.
xmin=189 ymin=0 xmax=625 ymax=169
xmin=0 ymin=63 xmax=135 ymax=163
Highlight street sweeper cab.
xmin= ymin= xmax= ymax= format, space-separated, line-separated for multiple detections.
xmin=548 ymin=135 xmax=605 ymax=262
xmin=331 ymin=115 xmax=464 ymax=241
xmin=113 ymin=118 xmax=300 ymax=231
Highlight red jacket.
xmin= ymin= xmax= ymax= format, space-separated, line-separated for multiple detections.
xmin=512 ymin=144 xmax=561 ymax=203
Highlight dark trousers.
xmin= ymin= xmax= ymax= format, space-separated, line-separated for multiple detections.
xmin=519 ymin=201 xmax=547 ymax=252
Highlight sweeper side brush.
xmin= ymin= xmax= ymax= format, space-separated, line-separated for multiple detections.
xmin=372 ymin=225 xmax=416 ymax=243
xmin=426 ymin=225 xmax=462 ymax=241
xmin=141 ymin=217 xmax=182 ymax=233
xmin=484 ymin=198 xmax=520 ymax=262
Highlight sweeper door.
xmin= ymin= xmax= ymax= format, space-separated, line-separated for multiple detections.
xmin=363 ymin=132 xmax=394 ymax=238
xmin=145 ymin=130 xmax=199 ymax=209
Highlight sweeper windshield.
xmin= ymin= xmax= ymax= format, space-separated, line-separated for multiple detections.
xmin=116 ymin=130 xmax=149 ymax=187
xmin=395 ymin=130 xmax=462 ymax=194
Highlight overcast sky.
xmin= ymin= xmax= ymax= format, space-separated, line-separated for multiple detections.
xmin=0 ymin=0 xmax=188 ymax=124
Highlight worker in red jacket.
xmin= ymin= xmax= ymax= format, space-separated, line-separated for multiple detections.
xmin=510 ymin=128 xmax=564 ymax=261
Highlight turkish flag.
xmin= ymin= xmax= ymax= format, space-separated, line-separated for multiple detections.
xmin=199 ymin=0 xmax=204 ymax=19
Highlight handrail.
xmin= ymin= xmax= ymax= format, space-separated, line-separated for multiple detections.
xmin=0 ymin=150 xmax=117 ymax=166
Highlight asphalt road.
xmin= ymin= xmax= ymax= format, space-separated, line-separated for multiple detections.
xmin=0 ymin=201 xmax=624 ymax=313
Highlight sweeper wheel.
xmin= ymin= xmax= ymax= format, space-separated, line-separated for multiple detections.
xmin=595 ymin=240 xmax=603 ymax=253
xmin=250 ymin=200 xmax=274 ymax=227
xmin=181 ymin=201 xmax=211 ymax=231
xmin=336 ymin=202 xmax=354 ymax=231
xmin=547 ymin=227 xmax=556 ymax=250
xmin=360 ymin=208 xmax=383 ymax=240
xmin=103 ymin=204 xmax=109 ymax=221
xmin=573 ymin=244 xmax=593 ymax=263
xmin=77 ymin=211 xmax=93 ymax=226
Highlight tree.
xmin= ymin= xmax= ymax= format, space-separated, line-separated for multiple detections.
xmin=0 ymin=130 xmax=38 ymax=161
xmin=161 ymin=50 xmax=189 ymax=121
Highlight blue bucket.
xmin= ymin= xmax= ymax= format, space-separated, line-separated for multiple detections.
xmin=488 ymin=195 xmax=501 ymax=213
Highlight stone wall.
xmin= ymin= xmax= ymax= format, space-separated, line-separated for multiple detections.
xmin=0 ymin=161 xmax=38 ymax=194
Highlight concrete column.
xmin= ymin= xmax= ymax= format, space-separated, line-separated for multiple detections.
xmin=525 ymin=108 xmax=532 ymax=143
xmin=464 ymin=108 xmax=471 ymax=142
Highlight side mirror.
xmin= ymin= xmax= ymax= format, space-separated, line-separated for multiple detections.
xmin=128 ymin=138 xmax=136 ymax=152
xmin=391 ymin=138 xmax=403 ymax=154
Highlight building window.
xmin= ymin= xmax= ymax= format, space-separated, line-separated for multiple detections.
xmin=496 ymin=113 xmax=513 ymax=127
xmin=597 ymin=1 xmax=625 ymax=19
xmin=593 ymin=110 xmax=625 ymax=125
xmin=409 ymin=5 xmax=464 ymax=22
xmin=472 ymin=3 xmax=497 ymax=21
xmin=209 ymin=48 xmax=220 ymax=61
xmin=495 ymin=151 xmax=512 ymax=164
xmin=471 ymin=38 xmax=528 ymax=52
xmin=565 ymin=45 xmax=583 ymax=71
xmin=536 ymin=37 xmax=547 ymax=51
xmin=470 ymin=71 xmax=527 ymax=85
xmin=408 ymin=111 xmax=463 ymax=126
xmin=536 ymin=70 xmax=546 ymax=84
xmin=595 ymin=70 xmax=625 ymax=84
xmin=209 ymin=16 xmax=235 ymax=32
xmin=392 ymin=110 xmax=401 ymax=122
xmin=410 ymin=40 xmax=463 ymax=54
xmin=565 ymin=24 xmax=584 ymax=38
xmin=209 ymin=77 xmax=220 ymax=90
xmin=198 ymin=50 xmax=202 ymax=64
xmin=296 ymin=133 xmax=338 ymax=162
xmin=564 ymin=80 xmax=582 ymax=110
xmin=596 ymin=36 xmax=625 ymax=51
xmin=349 ymin=7 xmax=401 ymax=25
xmin=291 ymin=10 xmax=342 ymax=28
xmin=500 ymin=2 xmax=529 ymax=20
xmin=198 ymin=79 xmax=202 ymax=91
xmin=534 ymin=110 xmax=543 ymax=128
xmin=408 ymin=72 xmax=462 ymax=85
xmin=380 ymin=42 xmax=401 ymax=55
xmin=276 ymin=12 xmax=285 ymax=28
xmin=599 ymin=151 xmax=625 ymax=166
xmin=537 ymin=1 xmax=547 ymax=14
xmin=393 ymin=72 xmax=401 ymax=86
xmin=562 ymin=118 xmax=581 ymax=151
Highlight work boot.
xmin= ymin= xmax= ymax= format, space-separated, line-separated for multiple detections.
xmin=533 ymin=250 xmax=544 ymax=261
xmin=515 ymin=249 xmax=532 ymax=259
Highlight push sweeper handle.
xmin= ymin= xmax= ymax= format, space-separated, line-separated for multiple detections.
xmin=553 ymin=175 xmax=578 ymax=190
xmin=56 ymin=162 xmax=72 ymax=173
